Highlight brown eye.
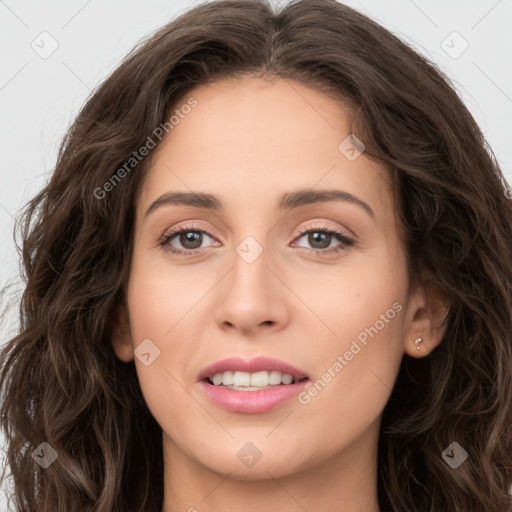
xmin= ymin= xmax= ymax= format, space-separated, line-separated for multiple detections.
xmin=176 ymin=231 xmax=203 ymax=250
xmin=159 ymin=226 xmax=217 ymax=255
xmin=294 ymin=226 xmax=354 ymax=255
xmin=305 ymin=231 xmax=332 ymax=249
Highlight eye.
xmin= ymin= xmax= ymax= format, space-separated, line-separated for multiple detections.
xmin=158 ymin=224 xmax=218 ymax=256
xmin=293 ymin=224 xmax=354 ymax=255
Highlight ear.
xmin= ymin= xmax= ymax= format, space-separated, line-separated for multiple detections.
xmin=110 ymin=301 xmax=134 ymax=362
xmin=403 ymin=275 xmax=450 ymax=358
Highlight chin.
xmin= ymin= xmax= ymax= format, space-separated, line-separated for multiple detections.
xmin=193 ymin=444 xmax=314 ymax=481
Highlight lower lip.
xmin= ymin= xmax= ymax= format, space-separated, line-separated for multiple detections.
xmin=199 ymin=379 xmax=310 ymax=413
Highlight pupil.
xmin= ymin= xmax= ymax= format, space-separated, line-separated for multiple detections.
xmin=309 ymin=232 xmax=330 ymax=249
xmin=180 ymin=231 xmax=202 ymax=249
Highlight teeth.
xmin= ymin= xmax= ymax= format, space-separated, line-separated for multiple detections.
xmin=235 ymin=371 xmax=251 ymax=386
xmin=209 ymin=370 xmax=302 ymax=387
xmin=221 ymin=371 xmax=234 ymax=385
xmin=250 ymin=371 xmax=268 ymax=387
xmin=281 ymin=373 xmax=293 ymax=385
xmin=269 ymin=371 xmax=282 ymax=385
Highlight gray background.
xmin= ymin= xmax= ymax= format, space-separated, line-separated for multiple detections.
xmin=1 ymin=0 xmax=511 ymax=504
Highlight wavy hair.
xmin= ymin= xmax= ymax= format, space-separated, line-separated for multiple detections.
xmin=1 ymin=0 xmax=511 ymax=510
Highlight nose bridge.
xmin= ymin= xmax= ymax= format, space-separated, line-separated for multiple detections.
xmin=214 ymin=230 xmax=288 ymax=333
xmin=228 ymin=209 xmax=274 ymax=282
xmin=230 ymin=233 xmax=273 ymax=300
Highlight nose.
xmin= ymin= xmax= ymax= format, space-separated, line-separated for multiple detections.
xmin=214 ymin=243 xmax=290 ymax=337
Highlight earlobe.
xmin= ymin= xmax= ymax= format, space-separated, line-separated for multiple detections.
xmin=404 ymin=278 xmax=450 ymax=358
xmin=110 ymin=302 xmax=134 ymax=363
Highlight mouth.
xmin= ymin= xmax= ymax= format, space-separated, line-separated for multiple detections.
xmin=198 ymin=356 xmax=309 ymax=390
xmin=199 ymin=362 xmax=311 ymax=413
xmin=203 ymin=370 xmax=309 ymax=391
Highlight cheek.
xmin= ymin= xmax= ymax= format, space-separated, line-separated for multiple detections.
xmin=126 ymin=247 xmax=210 ymax=337
xmin=289 ymin=242 xmax=407 ymax=348
xmin=124 ymin=251 xmax=199 ymax=415
xmin=290 ymin=245 xmax=407 ymax=427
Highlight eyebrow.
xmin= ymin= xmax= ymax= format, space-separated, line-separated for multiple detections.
xmin=145 ymin=189 xmax=375 ymax=219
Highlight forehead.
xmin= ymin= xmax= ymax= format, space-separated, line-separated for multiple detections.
xmin=137 ymin=76 xmax=392 ymax=218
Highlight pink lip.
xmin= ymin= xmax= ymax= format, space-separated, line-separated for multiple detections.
xmin=197 ymin=356 xmax=310 ymax=414
xmin=199 ymin=379 xmax=310 ymax=413
xmin=197 ymin=356 xmax=308 ymax=381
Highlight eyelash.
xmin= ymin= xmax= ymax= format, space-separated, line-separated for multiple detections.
xmin=157 ymin=223 xmax=355 ymax=257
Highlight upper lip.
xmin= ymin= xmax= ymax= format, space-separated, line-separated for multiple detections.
xmin=198 ymin=356 xmax=309 ymax=381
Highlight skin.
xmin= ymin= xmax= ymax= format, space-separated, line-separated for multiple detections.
xmin=111 ymin=76 xmax=448 ymax=512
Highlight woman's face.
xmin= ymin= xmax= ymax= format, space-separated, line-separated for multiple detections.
xmin=113 ymin=76 xmax=436 ymax=480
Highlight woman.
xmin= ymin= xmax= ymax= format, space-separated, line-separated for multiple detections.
xmin=1 ymin=0 xmax=511 ymax=510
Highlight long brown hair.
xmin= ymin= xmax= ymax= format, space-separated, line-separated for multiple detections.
xmin=1 ymin=1 xmax=511 ymax=510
